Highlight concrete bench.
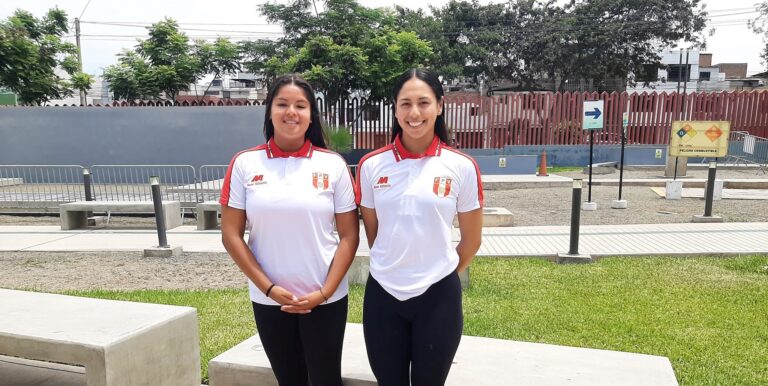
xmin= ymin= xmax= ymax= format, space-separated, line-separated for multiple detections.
xmin=0 ymin=178 xmax=23 ymax=187
xmin=196 ymin=204 xmax=513 ymax=229
xmin=453 ymin=206 xmax=514 ymax=227
xmin=583 ymin=162 xmax=618 ymax=175
xmin=59 ymin=201 xmax=182 ymax=230
xmin=196 ymin=201 xmax=221 ymax=230
xmin=209 ymin=323 xmax=678 ymax=386
xmin=0 ymin=288 xmax=200 ymax=386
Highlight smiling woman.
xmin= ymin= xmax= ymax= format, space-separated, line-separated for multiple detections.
xmin=219 ymin=74 xmax=359 ymax=386
xmin=356 ymin=68 xmax=484 ymax=386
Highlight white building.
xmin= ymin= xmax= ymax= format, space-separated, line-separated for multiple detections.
xmin=626 ymin=49 xmax=746 ymax=93
xmin=179 ymin=72 xmax=267 ymax=102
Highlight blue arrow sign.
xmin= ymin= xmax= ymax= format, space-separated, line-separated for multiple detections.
xmin=585 ymin=108 xmax=601 ymax=119
xmin=582 ymin=100 xmax=604 ymax=130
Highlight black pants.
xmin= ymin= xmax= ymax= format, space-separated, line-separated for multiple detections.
xmin=251 ymin=296 xmax=348 ymax=386
xmin=363 ymin=273 xmax=463 ymax=386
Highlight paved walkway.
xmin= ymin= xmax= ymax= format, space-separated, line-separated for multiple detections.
xmin=1 ymin=222 xmax=766 ymax=257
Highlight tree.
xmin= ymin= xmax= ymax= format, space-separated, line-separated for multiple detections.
xmin=240 ymin=0 xmax=434 ymax=105
xmin=552 ymin=0 xmax=707 ymax=91
xmin=0 ymin=8 xmax=80 ymax=105
xmin=70 ymin=72 xmax=94 ymax=100
xmin=104 ymin=18 xmax=206 ymax=101
xmin=751 ymin=1 xmax=768 ymax=72
xmin=104 ymin=51 xmax=156 ymax=100
xmin=423 ymin=0 xmax=707 ymax=91
xmin=194 ymin=38 xmax=242 ymax=101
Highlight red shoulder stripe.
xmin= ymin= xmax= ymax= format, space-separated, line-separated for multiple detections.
xmin=354 ymin=144 xmax=394 ymax=205
xmin=441 ymin=146 xmax=484 ymax=208
xmin=220 ymin=144 xmax=267 ymax=206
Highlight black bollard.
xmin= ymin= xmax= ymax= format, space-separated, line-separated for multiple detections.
xmin=149 ymin=176 xmax=169 ymax=248
xmin=704 ymin=161 xmax=717 ymax=217
xmin=569 ymin=179 xmax=583 ymax=255
xmin=83 ymin=168 xmax=93 ymax=201
xmin=587 ymin=131 xmax=594 ymax=203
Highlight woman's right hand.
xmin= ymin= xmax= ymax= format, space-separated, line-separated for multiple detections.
xmin=268 ymin=286 xmax=310 ymax=313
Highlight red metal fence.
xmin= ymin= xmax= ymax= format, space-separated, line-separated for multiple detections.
xmin=319 ymin=91 xmax=768 ymax=149
xmin=31 ymin=90 xmax=768 ymax=149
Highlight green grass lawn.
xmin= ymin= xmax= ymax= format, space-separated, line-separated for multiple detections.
xmin=70 ymin=255 xmax=768 ymax=385
xmin=547 ymin=166 xmax=583 ymax=173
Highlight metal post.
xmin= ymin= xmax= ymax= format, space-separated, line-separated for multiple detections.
xmin=675 ymin=49 xmax=683 ymax=96
xmin=673 ymin=157 xmax=679 ymax=180
xmin=588 ymin=131 xmax=594 ymax=202
xmin=569 ymin=179 xmax=583 ymax=255
xmin=83 ymin=168 xmax=93 ymax=201
xmin=674 ymin=49 xmax=691 ymax=182
xmin=150 ymin=176 xmax=169 ymax=248
xmin=75 ymin=18 xmax=86 ymax=106
xmin=618 ymin=126 xmax=626 ymax=201
xmin=704 ymin=161 xmax=717 ymax=217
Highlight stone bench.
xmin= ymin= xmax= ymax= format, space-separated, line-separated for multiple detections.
xmin=0 ymin=288 xmax=200 ymax=386
xmin=453 ymin=206 xmax=514 ymax=227
xmin=209 ymin=323 xmax=678 ymax=386
xmin=59 ymin=201 xmax=182 ymax=230
xmin=196 ymin=203 xmax=512 ymax=229
xmin=0 ymin=178 xmax=23 ymax=187
xmin=583 ymin=162 xmax=618 ymax=175
xmin=196 ymin=201 xmax=221 ymax=230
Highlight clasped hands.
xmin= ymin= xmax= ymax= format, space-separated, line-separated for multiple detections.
xmin=268 ymin=285 xmax=326 ymax=314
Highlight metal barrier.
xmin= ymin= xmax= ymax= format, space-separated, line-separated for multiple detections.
xmin=0 ymin=163 xmax=360 ymax=212
xmin=198 ymin=165 xmax=228 ymax=202
xmin=726 ymin=131 xmax=768 ymax=174
xmin=0 ymin=165 xmax=86 ymax=211
xmin=91 ymin=165 xmax=199 ymax=208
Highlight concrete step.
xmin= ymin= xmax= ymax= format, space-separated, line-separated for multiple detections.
xmin=209 ymin=323 xmax=678 ymax=386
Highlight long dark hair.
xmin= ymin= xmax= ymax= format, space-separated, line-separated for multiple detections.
xmin=263 ymin=74 xmax=326 ymax=148
xmin=390 ymin=68 xmax=449 ymax=144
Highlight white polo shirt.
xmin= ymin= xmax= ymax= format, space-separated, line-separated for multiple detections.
xmin=355 ymin=135 xmax=483 ymax=301
xmin=221 ymin=138 xmax=357 ymax=305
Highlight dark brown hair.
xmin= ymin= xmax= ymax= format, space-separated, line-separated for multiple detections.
xmin=390 ymin=68 xmax=449 ymax=144
xmin=263 ymin=74 xmax=326 ymax=148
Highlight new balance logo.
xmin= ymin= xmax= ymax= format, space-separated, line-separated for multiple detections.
xmin=246 ymin=174 xmax=267 ymax=186
xmin=374 ymin=176 xmax=391 ymax=189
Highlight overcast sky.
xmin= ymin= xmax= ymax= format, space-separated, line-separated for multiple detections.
xmin=1 ymin=0 xmax=764 ymax=75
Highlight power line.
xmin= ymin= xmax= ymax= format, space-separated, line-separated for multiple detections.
xmin=78 ymin=0 xmax=94 ymax=20
xmin=81 ymin=20 xmax=277 ymax=26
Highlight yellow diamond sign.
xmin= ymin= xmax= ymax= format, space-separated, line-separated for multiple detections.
xmin=669 ymin=121 xmax=730 ymax=157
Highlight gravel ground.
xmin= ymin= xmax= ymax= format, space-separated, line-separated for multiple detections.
xmin=0 ymin=251 xmax=243 ymax=291
xmin=1 ymin=167 xmax=765 ymax=291
xmin=486 ymin=168 xmax=768 ymax=226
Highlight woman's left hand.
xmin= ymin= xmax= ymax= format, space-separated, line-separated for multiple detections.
xmin=280 ymin=290 xmax=326 ymax=313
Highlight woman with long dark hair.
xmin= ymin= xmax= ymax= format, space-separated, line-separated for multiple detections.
xmin=221 ymin=74 xmax=359 ymax=386
xmin=355 ymin=68 xmax=484 ymax=385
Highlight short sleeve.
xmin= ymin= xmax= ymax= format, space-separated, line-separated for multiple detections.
xmin=355 ymin=162 xmax=375 ymax=208
xmin=220 ymin=153 xmax=246 ymax=210
xmin=334 ymin=161 xmax=357 ymax=213
xmin=456 ymin=158 xmax=483 ymax=213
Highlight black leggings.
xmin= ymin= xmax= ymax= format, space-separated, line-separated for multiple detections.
xmin=363 ymin=273 xmax=463 ymax=386
xmin=251 ymin=296 xmax=348 ymax=386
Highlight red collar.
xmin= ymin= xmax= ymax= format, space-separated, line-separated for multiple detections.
xmin=266 ymin=138 xmax=313 ymax=159
xmin=392 ymin=135 xmax=442 ymax=161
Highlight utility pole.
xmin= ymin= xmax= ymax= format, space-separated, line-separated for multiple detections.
xmin=75 ymin=18 xmax=86 ymax=106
